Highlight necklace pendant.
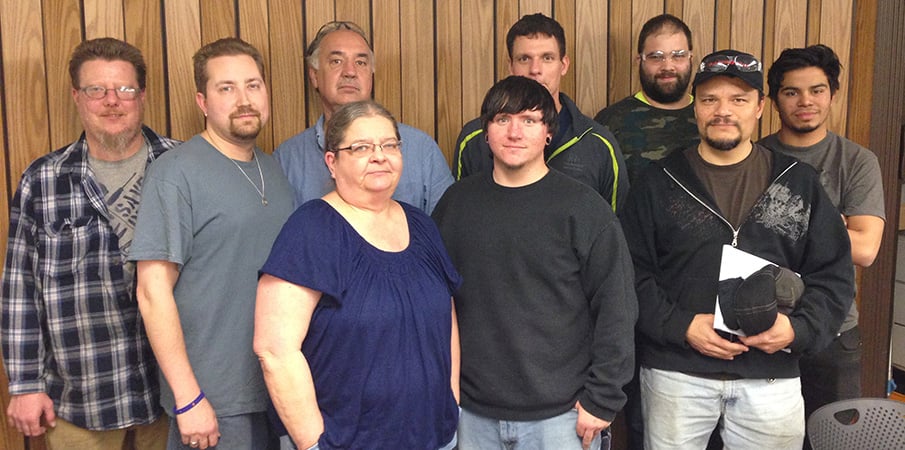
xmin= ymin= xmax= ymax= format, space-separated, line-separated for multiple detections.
xmin=262 ymin=197 xmax=268 ymax=206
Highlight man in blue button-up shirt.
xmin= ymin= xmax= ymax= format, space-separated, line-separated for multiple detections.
xmin=274 ymin=21 xmax=453 ymax=213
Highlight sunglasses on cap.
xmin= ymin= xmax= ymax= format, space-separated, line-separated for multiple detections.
xmin=699 ymin=54 xmax=762 ymax=73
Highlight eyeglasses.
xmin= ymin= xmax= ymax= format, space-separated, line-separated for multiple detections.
xmin=333 ymin=140 xmax=402 ymax=157
xmin=79 ymin=85 xmax=141 ymax=100
xmin=640 ymin=50 xmax=691 ymax=64
xmin=699 ymin=54 xmax=762 ymax=73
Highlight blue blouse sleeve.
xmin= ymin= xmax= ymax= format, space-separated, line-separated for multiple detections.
xmin=259 ymin=200 xmax=350 ymax=301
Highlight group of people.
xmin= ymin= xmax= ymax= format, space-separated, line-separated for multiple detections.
xmin=0 ymin=11 xmax=883 ymax=450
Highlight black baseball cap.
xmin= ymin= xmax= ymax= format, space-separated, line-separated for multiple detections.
xmin=692 ymin=49 xmax=763 ymax=95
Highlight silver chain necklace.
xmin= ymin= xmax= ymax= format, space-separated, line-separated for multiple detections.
xmin=206 ymin=131 xmax=267 ymax=206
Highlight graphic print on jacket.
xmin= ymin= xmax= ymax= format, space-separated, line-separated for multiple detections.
xmin=751 ymin=182 xmax=810 ymax=242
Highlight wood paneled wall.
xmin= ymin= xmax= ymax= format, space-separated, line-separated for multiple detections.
xmin=0 ymin=1 xmax=877 ymax=449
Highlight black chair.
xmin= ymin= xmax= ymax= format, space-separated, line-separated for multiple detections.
xmin=806 ymin=397 xmax=905 ymax=450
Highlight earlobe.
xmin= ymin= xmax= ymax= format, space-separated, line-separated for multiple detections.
xmin=324 ymin=151 xmax=337 ymax=178
xmin=195 ymin=92 xmax=208 ymax=117
xmin=308 ymin=68 xmax=319 ymax=90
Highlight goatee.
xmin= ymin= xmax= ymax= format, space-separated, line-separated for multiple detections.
xmin=703 ymin=136 xmax=741 ymax=151
xmin=97 ymin=129 xmax=141 ymax=154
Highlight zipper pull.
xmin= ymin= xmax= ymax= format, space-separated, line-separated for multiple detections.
xmin=731 ymin=230 xmax=739 ymax=247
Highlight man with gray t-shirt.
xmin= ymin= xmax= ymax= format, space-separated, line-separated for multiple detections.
xmin=131 ymin=38 xmax=293 ymax=450
xmin=759 ymin=45 xmax=885 ymax=428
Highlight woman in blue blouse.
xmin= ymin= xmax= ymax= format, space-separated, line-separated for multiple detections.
xmin=253 ymin=100 xmax=460 ymax=450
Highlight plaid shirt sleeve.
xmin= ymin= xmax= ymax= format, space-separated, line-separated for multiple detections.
xmin=2 ymin=169 xmax=46 ymax=394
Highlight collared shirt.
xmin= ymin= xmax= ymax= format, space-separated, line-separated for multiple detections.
xmin=1 ymin=126 xmax=179 ymax=430
xmin=274 ymin=115 xmax=454 ymax=213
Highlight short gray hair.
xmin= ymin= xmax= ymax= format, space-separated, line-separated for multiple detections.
xmin=325 ymin=100 xmax=399 ymax=154
xmin=305 ymin=21 xmax=375 ymax=71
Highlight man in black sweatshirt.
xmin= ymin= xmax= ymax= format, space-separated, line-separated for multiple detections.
xmin=433 ymin=75 xmax=637 ymax=450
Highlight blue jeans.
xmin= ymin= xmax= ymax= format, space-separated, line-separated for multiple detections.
xmin=640 ymin=366 xmax=804 ymax=450
xmin=167 ymin=412 xmax=276 ymax=450
xmin=458 ymin=407 xmax=606 ymax=450
xmin=281 ymin=432 xmax=457 ymax=450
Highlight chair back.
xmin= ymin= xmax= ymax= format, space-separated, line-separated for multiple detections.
xmin=807 ymin=397 xmax=905 ymax=450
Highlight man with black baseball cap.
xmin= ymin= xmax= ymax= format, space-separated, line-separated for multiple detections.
xmin=619 ymin=49 xmax=855 ymax=449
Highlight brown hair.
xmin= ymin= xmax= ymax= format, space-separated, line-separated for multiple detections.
xmin=68 ymin=38 xmax=147 ymax=90
xmin=193 ymin=37 xmax=266 ymax=93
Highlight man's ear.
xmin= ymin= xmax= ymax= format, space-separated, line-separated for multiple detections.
xmin=195 ymin=92 xmax=208 ymax=116
xmin=308 ymin=67 xmax=319 ymax=91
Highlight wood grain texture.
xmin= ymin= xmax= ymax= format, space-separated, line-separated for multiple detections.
xmin=83 ymin=0 xmax=124 ymax=40
xmin=372 ymin=0 xmax=401 ymax=119
xmin=555 ymin=1 xmax=577 ymax=104
xmin=496 ymin=0 xmax=519 ymax=82
xmin=819 ymin=0 xmax=852 ymax=135
xmin=572 ymin=0 xmax=607 ymax=115
xmin=201 ymin=0 xmax=236 ymax=44
xmin=125 ymin=0 xmax=169 ymax=135
xmin=608 ymin=0 xmax=632 ymax=104
xmin=43 ymin=0 xmax=83 ymax=149
xmin=435 ymin=0 xmax=463 ymax=161
xmin=164 ymin=0 xmax=202 ymax=141
xmin=684 ymin=0 xmax=716 ymax=66
xmin=400 ymin=1 xmax=435 ymax=135
xmin=269 ymin=0 xmax=305 ymax=147
xmin=238 ymin=0 xmax=274 ymax=152
xmin=1 ymin=0 xmax=51 ymax=184
xmin=461 ymin=0 xmax=495 ymax=120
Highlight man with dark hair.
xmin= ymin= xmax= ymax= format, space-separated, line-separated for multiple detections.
xmin=453 ymin=13 xmax=628 ymax=213
xmin=434 ymin=75 xmax=637 ymax=450
xmin=2 ymin=37 xmax=176 ymax=449
xmin=275 ymin=21 xmax=452 ymax=213
xmin=621 ymin=49 xmax=854 ymax=449
xmin=595 ymin=15 xmax=700 ymax=449
xmin=759 ymin=44 xmax=884 ymax=424
xmin=594 ymin=14 xmax=699 ymax=182
xmin=131 ymin=38 xmax=294 ymax=450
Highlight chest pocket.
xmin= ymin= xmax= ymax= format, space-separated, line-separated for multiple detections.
xmin=40 ymin=216 xmax=111 ymax=283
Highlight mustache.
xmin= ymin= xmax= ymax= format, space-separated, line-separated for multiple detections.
xmin=231 ymin=106 xmax=260 ymax=118
xmin=707 ymin=117 xmax=739 ymax=127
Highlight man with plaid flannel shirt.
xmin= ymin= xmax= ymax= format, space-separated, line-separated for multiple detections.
xmin=1 ymin=38 xmax=177 ymax=449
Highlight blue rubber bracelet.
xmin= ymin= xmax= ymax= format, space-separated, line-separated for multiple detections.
xmin=173 ymin=391 xmax=205 ymax=415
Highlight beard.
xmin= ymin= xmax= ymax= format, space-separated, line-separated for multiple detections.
xmin=640 ymin=66 xmax=692 ymax=104
xmin=229 ymin=117 xmax=262 ymax=140
xmin=96 ymin=126 xmax=142 ymax=154
xmin=228 ymin=106 xmax=263 ymax=140
xmin=703 ymin=135 xmax=741 ymax=151
xmin=703 ymin=120 xmax=742 ymax=151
